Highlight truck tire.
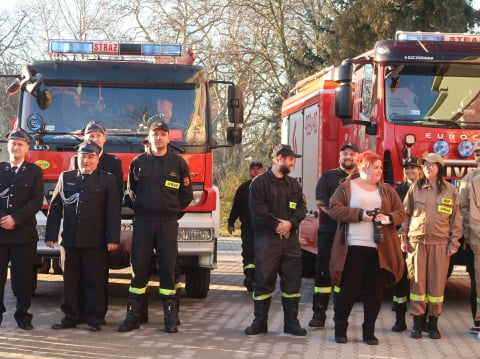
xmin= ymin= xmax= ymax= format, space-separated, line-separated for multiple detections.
xmin=185 ymin=267 xmax=210 ymax=298
xmin=301 ymin=249 xmax=316 ymax=278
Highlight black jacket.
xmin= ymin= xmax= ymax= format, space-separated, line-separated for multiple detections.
xmin=315 ymin=168 xmax=351 ymax=232
xmin=249 ymin=170 xmax=306 ymax=237
xmin=45 ymin=169 xmax=121 ymax=248
xmin=0 ymin=161 xmax=44 ymax=244
xmin=70 ymin=152 xmax=123 ymax=200
xmin=127 ymin=149 xmax=193 ymax=217
xmin=228 ymin=179 xmax=252 ymax=228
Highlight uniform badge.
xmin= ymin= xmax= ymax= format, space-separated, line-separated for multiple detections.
xmin=184 ymin=177 xmax=191 ymax=187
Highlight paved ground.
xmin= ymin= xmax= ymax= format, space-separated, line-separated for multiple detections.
xmin=0 ymin=237 xmax=478 ymax=359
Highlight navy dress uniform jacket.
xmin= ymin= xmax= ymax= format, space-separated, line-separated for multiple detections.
xmin=70 ymin=152 xmax=123 ymax=200
xmin=0 ymin=161 xmax=44 ymax=244
xmin=45 ymin=169 xmax=121 ymax=248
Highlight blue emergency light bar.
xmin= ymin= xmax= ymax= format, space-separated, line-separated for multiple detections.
xmin=396 ymin=31 xmax=480 ymax=43
xmin=49 ymin=40 xmax=182 ymax=57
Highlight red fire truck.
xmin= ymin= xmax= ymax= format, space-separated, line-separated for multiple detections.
xmin=6 ymin=40 xmax=244 ymax=298
xmin=281 ymin=31 xmax=480 ymax=276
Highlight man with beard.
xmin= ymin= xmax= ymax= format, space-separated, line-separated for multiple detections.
xmin=309 ymin=142 xmax=359 ymax=328
xmin=245 ymin=144 xmax=307 ymax=336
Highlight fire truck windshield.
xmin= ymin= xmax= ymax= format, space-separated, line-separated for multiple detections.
xmin=385 ymin=64 xmax=480 ymax=129
xmin=20 ymin=84 xmax=207 ymax=146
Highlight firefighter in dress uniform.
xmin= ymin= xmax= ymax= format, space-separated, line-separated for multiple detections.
xmin=245 ymin=144 xmax=307 ymax=336
xmin=69 ymin=121 xmax=123 ymax=199
xmin=68 ymin=120 xmax=123 ymax=324
xmin=0 ymin=129 xmax=44 ymax=330
xmin=46 ymin=141 xmax=120 ymax=331
xmin=118 ymin=121 xmax=193 ymax=333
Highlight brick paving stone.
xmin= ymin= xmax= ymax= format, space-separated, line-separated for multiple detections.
xmin=0 ymin=237 xmax=478 ymax=359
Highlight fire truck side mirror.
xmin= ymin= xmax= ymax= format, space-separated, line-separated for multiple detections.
xmin=227 ymin=126 xmax=242 ymax=145
xmin=228 ymin=85 xmax=244 ymax=124
xmin=6 ymin=79 xmax=21 ymax=95
xmin=335 ymin=83 xmax=352 ymax=121
xmin=334 ymin=59 xmax=353 ymax=83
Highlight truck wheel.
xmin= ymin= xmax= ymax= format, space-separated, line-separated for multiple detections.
xmin=184 ymin=267 xmax=210 ymax=298
xmin=301 ymin=249 xmax=316 ymax=278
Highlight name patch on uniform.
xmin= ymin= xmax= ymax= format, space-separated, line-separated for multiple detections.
xmin=165 ymin=180 xmax=180 ymax=189
xmin=438 ymin=205 xmax=453 ymax=214
xmin=441 ymin=198 xmax=452 ymax=205
xmin=289 ymin=202 xmax=297 ymax=209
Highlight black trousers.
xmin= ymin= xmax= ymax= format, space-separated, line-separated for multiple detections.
xmin=314 ymin=230 xmax=335 ymax=287
xmin=62 ymin=246 xmax=108 ymax=326
xmin=0 ymin=242 xmax=36 ymax=321
xmin=334 ymin=246 xmax=385 ymax=327
xmin=130 ymin=216 xmax=178 ymax=297
xmin=466 ymin=244 xmax=478 ymax=320
xmin=392 ymin=252 xmax=409 ymax=307
xmin=240 ymin=224 xmax=255 ymax=269
xmin=253 ymin=233 xmax=302 ymax=296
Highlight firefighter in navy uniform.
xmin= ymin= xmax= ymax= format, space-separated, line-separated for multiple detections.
xmin=68 ymin=120 xmax=123 ymax=325
xmin=245 ymin=144 xmax=307 ymax=336
xmin=0 ymin=129 xmax=44 ymax=330
xmin=227 ymin=160 xmax=264 ymax=291
xmin=69 ymin=121 xmax=123 ymax=199
xmin=309 ymin=142 xmax=359 ymax=328
xmin=118 ymin=121 xmax=193 ymax=333
xmin=46 ymin=141 xmax=120 ymax=331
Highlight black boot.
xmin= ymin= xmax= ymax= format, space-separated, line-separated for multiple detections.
xmin=245 ymin=298 xmax=271 ymax=335
xmin=243 ymin=268 xmax=255 ymax=292
xmin=138 ymin=294 xmax=148 ymax=324
xmin=422 ymin=312 xmax=430 ymax=333
xmin=362 ymin=323 xmax=379 ymax=345
xmin=118 ymin=298 xmax=140 ymax=332
xmin=391 ymin=304 xmax=407 ymax=332
xmin=174 ymin=295 xmax=181 ymax=325
xmin=163 ymin=297 xmax=179 ymax=333
xmin=334 ymin=318 xmax=348 ymax=343
xmin=309 ymin=293 xmax=329 ymax=328
xmin=282 ymin=297 xmax=307 ymax=336
xmin=428 ymin=316 xmax=441 ymax=339
xmin=410 ymin=315 xmax=424 ymax=339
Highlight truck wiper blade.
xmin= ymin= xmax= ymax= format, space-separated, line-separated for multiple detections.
xmin=421 ymin=117 xmax=462 ymax=129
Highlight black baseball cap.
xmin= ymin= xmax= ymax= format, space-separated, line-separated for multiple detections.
xmin=7 ymin=129 xmax=32 ymax=143
xmin=402 ymin=157 xmax=421 ymax=168
xmin=340 ymin=142 xmax=359 ymax=152
xmin=249 ymin=161 xmax=263 ymax=169
xmin=149 ymin=121 xmax=169 ymax=132
xmin=272 ymin=144 xmax=301 ymax=158
xmin=83 ymin=120 xmax=105 ymax=134
xmin=78 ymin=141 xmax=101 ymax=156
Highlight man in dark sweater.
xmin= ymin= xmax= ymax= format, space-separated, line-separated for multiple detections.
xmin=227 ymin=160 xmax=264 ymax=291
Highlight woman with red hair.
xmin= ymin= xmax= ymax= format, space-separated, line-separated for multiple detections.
xmin=329 ymin=151 xmax=405 ymax=345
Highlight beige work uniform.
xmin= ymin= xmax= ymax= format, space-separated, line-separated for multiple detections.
xmin=400 ymin=180 xmax=462 ymax=317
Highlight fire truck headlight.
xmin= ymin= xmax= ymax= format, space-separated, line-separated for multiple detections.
xmin=433 ymin=140 xmax=450 ymax=157
xmin=458 ymin=140 xmax=474 ymax=158
xmin=404 ymin=134 xmax=416 ymax=147
xmin=187 ymin=191 xmax=203 ymax=207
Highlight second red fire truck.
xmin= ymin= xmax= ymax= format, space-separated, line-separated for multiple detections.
xmin=281 ymin=31 xmax=480 ymax=275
